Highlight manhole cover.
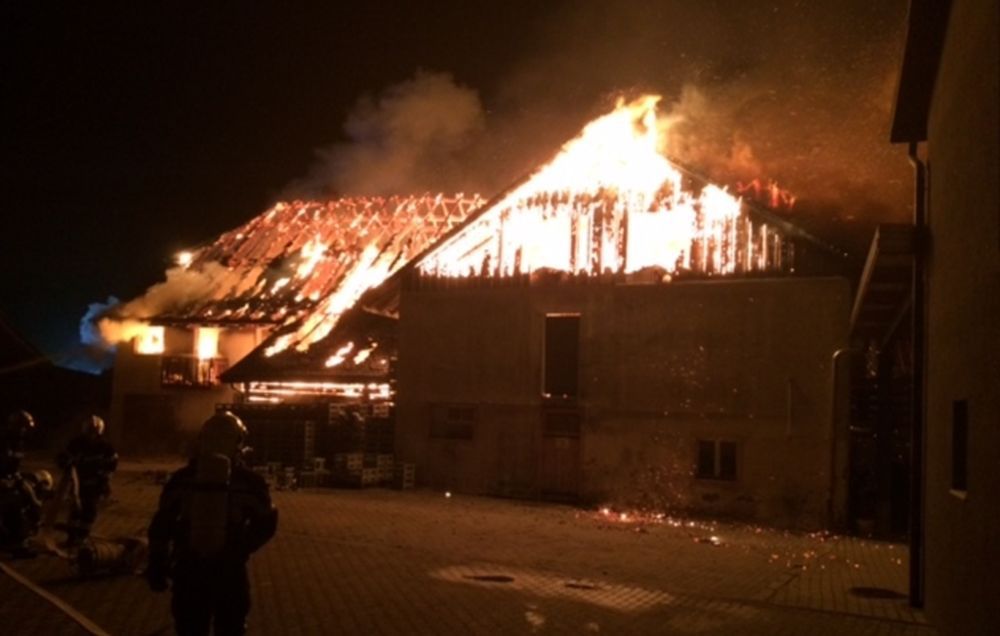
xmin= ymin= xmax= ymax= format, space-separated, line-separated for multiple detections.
xmin=465 ymin=574 xmax=514 ymax=583
xmin=565 ymin=582 xmax=600 ymax=590
xmin=849 ymin=586 xmax=907 ymax=600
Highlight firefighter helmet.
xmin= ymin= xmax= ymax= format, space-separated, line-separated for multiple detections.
xmin=198 ymin=411 xmax=247 ymax=459
xmin=28 ymin=469 xmax=54 ymax=492
xmin=5 ymin=410 xmax=35 ymax=435
xmin=82 ymin=414 xmax=105 ymax=436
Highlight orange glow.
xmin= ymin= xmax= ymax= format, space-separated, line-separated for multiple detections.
xmin=175 ymin=250 xmax=194 ymax=268
xmin=195 ymin=326 xmax=220 ymax=360
xmin=246 ymin=380 xmax=392 ymax=402
xmin=250 ymin=97 xmax=794 ymax=359
xmin=324 ymin=341 xmax=355 ymax=368
xmin=419 ymin=95 xmax=785 ymax=279
xmin=134 ymin=326 xmax=165 ymax=355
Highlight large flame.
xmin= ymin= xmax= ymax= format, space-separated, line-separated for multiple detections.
xmin=262 ymin=95 xmax=790 ymax=358
xmin=419 ymin=95 xmax=783 ymax=279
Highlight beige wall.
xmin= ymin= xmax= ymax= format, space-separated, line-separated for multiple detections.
xmin=922 ymin=0 xmax=1000 ymax=632
xmin=109 ymin=325 xmax=266 ymax=453
xmin=398 ymin=277 xmax=850 ymax=528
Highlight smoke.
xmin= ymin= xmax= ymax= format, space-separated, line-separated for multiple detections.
xmin=79 ymin=261 xmax=234 ymax=353
xmin=496 ymin=0 xmax=912 ymax=232
xmin=288 ymin=71 xmax=486 ymax=197
xmin=289 ymin=0 xmax=911 ymax=257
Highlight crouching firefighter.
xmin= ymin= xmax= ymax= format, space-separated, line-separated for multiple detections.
xmin=58 ymin=415 xmax=118 ymax=545
xmin=147 ymin=411 xmax=277 ymax=636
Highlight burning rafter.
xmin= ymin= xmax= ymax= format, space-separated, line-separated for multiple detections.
xmin=158 ymin=194 xmax=483 ymax=326
xmin=418 ymin=96 xmax=790 ymax=280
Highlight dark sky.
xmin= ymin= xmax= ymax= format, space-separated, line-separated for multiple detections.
xmin=2 ymin=1 xmax=912 ymax=368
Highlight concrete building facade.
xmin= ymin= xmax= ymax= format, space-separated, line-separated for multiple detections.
xmin=891 ymin=0 xmax=999 ymax=631
xmin=397 ymin=275 xmax=850 ymax=529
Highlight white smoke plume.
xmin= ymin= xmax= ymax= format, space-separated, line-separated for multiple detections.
xmin=288 ymin=71 xmax=486 ymax=197
xmin=80 ymin=261 xmax=234 ymax=352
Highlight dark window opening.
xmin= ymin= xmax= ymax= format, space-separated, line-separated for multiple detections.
xmin=544 ymin=314 xmax=580 ymax=399
xmin=430 ymin=404 xmax=476 ymax=440
xmin=161 ymin=355 xmax=228 ymax=388
xmin=696 ymin=440 xmax=738 ymax=481
xmin=951 ymin=400 xmax=968 ymax=492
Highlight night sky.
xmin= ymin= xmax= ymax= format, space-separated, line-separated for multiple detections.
xmin=3 ymin=1 xmax=912 ymax=369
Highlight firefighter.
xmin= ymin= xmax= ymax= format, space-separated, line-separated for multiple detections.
xmin=147 ymin=411 xmax=277 ymax=636
xmin=1 ymin=410 xmax=41 ymax=557
xmin=58 ymin=415 xmax=118 ymax=545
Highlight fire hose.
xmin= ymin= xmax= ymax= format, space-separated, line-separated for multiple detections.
xmin=0 ymin=560 xmax=111 ymax=636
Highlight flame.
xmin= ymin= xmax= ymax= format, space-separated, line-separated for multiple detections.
xmin=265 ymin=243 xmax=393 ymax=356
xmin=134 ymin=325 xmax=165 ymax=355
xmin=195 ymin=326 xmax=220 ymax=360
xmin=246 ymin=380 xmax=392 ymax=402
xmin=175 ymin=250 xmax=194 ymax=268
xmin=736 ymin=178 xmax=796 ymax=210
xmin=262 ymin=96 xmax=792 ymax=359
xmin=419 ymin=95 xmax=783 ymax=279
xmin=324 ymin=341 xmax=355 ymax=368
xmin=296 ymin=237 xmax=328 ymax=279
xmin=353 ymin=343 xmax=376 ymax=365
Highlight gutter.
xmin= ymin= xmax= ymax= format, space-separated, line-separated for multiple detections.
xmin=829 ymin=347 xmax=856 ymax=529
xmin=908 ymin=141 xmax=927 ymax=608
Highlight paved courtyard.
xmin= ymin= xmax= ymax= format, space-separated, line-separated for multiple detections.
xmin=1 ymin=462 xmax=936 ymax=635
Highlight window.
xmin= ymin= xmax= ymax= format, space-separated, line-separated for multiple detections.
xmin=696 ymin=440 xmax=738 ymax=481
xmin=161 ymin=356 xmax=227 ymax=388
xmin=544 ymin=314 xmax=580 ymax=399
xmin=134 ymin=326 xmax=165 ymax=355
xmin=951 ymin=400 xmax=968 ymax=493
xmin=430 ymin=405 xmax=476 ymax=440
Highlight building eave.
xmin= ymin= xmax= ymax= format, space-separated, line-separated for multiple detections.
xmin=890 ymin=0 xmax=954 ymax=143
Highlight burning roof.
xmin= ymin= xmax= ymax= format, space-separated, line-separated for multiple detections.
xmin=100 ymin=94 xmax=842 ymax=385
xmin=223 ymin=96 xmax=842 ymax=384
xmin=94 ymin=194 xmax=482 ymax=337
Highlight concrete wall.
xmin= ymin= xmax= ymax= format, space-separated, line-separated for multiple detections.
xmin=397 ymin=276 xmax=850 ymax=528
xmin=922 ymin=0 xmax=1000 ymax=632
xmin=109 ymin=325 xmax=264 ymax=453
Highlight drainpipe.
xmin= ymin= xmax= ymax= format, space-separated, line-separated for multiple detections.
xmin=908 ymin=141 xmax=927 ymax=609
xmin=828 ymin=347 xmax=854 ymax=530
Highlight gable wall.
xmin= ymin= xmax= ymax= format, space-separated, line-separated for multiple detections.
xmin=397 ymin=276 xmax=850 ymax=528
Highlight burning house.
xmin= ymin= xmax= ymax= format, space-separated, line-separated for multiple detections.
xmin=103 ymin=194 xmax=483 ymax=453
xmin=101 ymin=96 xmax=851 ymax=527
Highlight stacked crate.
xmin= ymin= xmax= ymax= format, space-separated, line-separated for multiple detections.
xmin=331 ymin=452 xmax=364 ymax=487
xmin=365 ymin=415 xmax=394 ymax=455
xmin=227 ymin=403 xmax=324 ymax=468
xmin=374 ymin=454 xmax=394 ymax=485
xmin=393 ymin=462 xmax=416 ymax=490
xmin=298 ymin=457 xmax=330 ymax=488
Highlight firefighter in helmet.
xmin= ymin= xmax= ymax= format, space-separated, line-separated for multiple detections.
xmin=57 ymin=414 xmax=118 ymax=545
xmin=147 ymin=411 xmax=277 ymax=636
xmin=1 ymin=410 xmax=34 ymax=478
xmin=1 ymin=410 xmax=42 ymax=557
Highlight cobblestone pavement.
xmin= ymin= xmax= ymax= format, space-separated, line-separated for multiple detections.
xmin=1 ymin=462 xmax=938 ymax=635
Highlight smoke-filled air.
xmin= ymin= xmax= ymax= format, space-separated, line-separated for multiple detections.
xmin=80 ymin=0 xmax=912 ymax=363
